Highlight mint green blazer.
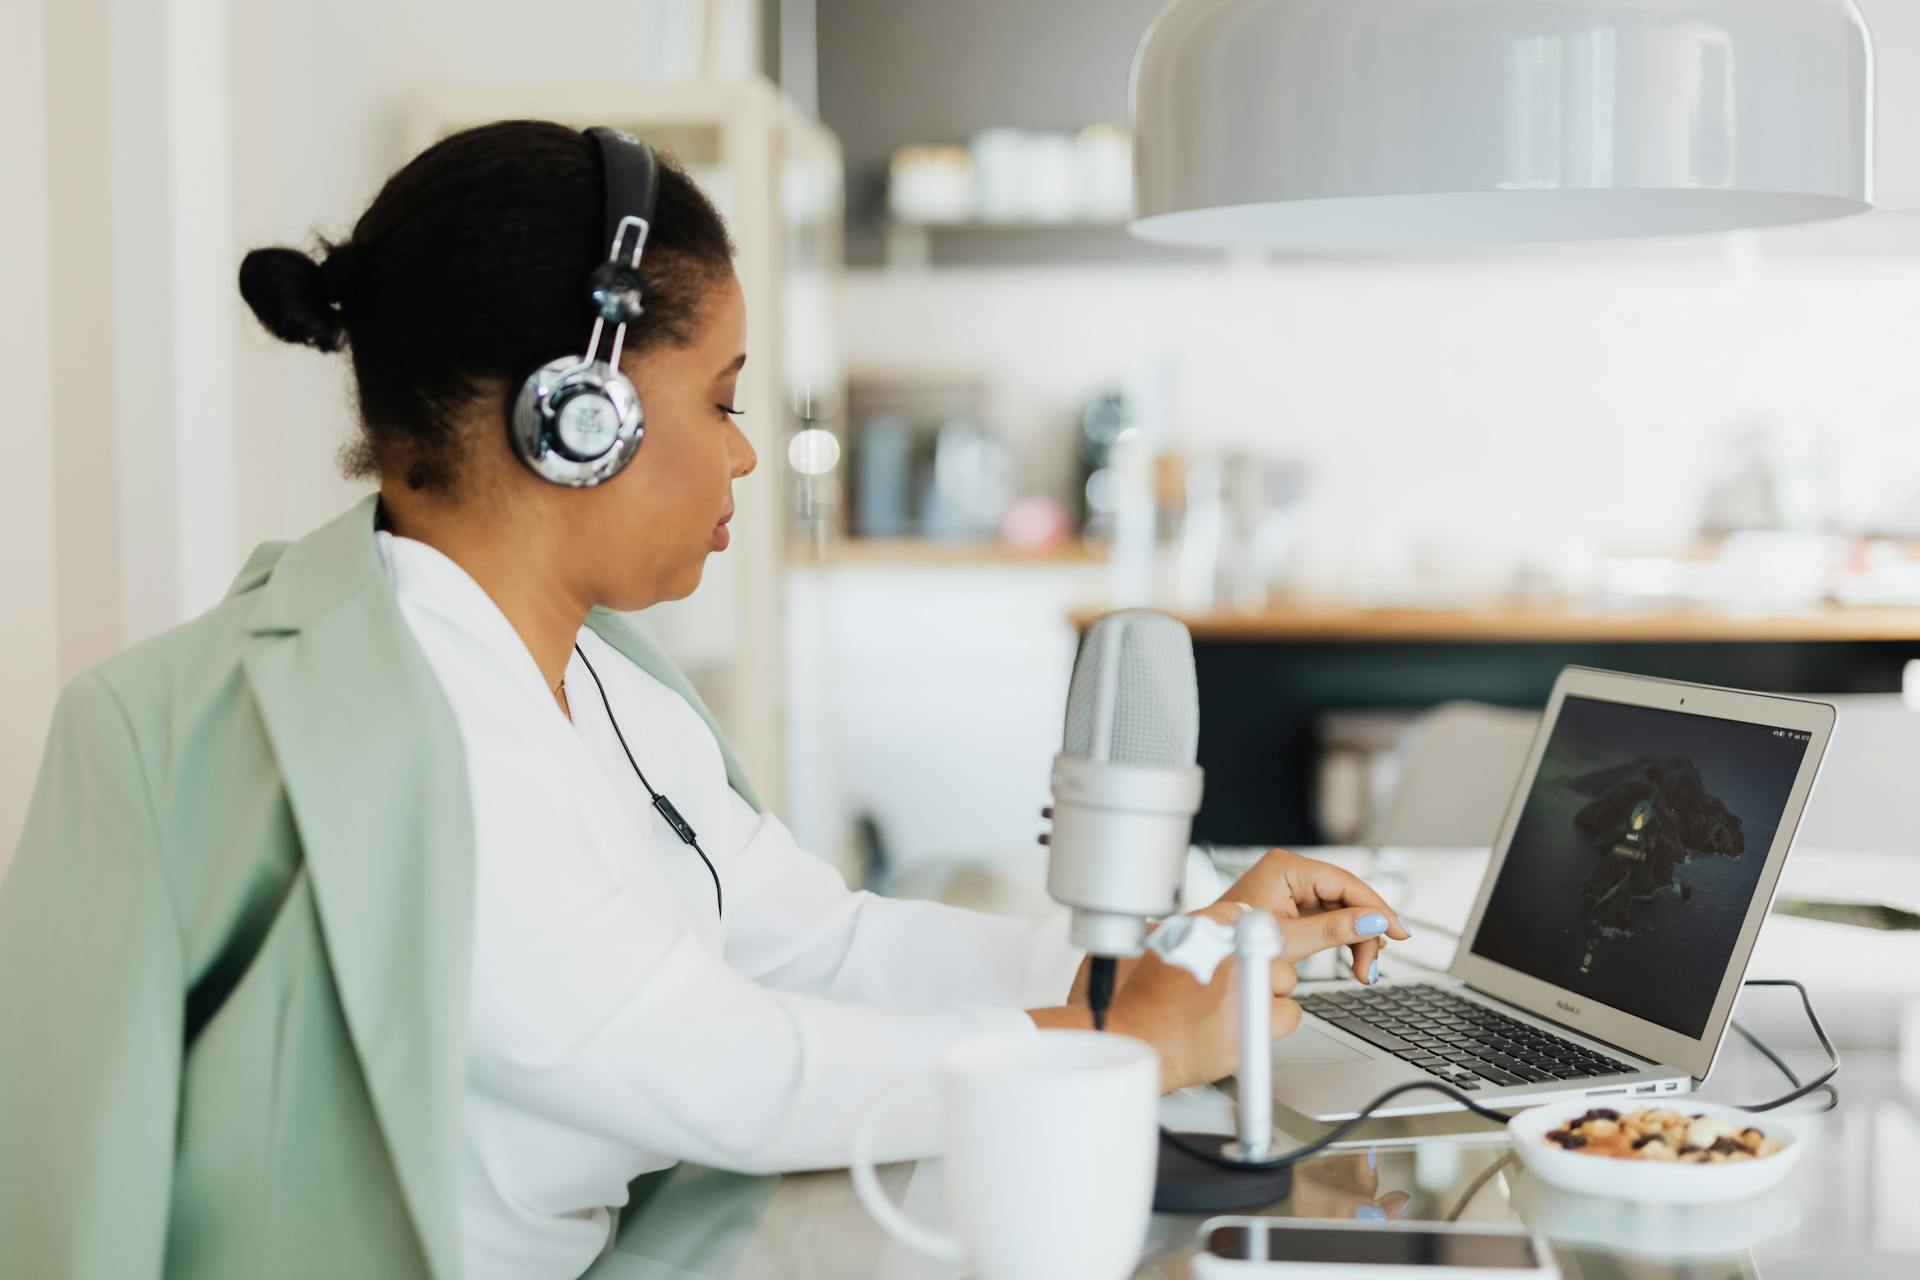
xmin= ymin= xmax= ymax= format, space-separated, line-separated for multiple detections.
xmin=0 ymin=497 xmax=762 ymax=1278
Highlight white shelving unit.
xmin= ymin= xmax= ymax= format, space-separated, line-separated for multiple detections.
xmin=882 ymin=216 xmax=1129 ymax=269
xmin=404 ymin=78 xmax=846 ymax=815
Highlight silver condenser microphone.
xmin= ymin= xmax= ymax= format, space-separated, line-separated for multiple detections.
xmin=1044 ymin=609 xmax=1204 ymax=960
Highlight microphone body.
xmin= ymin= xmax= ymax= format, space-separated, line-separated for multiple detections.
xmin=1044 ymin=608 xmax=1205 ymax=959
xmin=1047 ymin=754 xmax=1202 ymax=956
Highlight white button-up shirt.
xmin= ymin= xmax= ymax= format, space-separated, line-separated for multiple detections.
xmin=378 ymin=533 xmax=1080 ymax=1279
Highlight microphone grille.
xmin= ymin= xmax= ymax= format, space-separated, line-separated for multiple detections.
xmin=1062 ymin=610 xmax=1199 ymax=767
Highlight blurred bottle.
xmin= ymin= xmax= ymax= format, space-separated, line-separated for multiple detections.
xmin=854 ymin=415 xmax=914 ymax=537
xmin=1075 ymin=391 xmax=1130 ymax=538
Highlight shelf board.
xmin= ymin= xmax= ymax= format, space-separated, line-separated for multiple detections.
xmin=889 ymin=216 xmax=1128 ymax=231
xmin=790 ymin=537 xmax=1109 ymax=567
xmin=879 ymin=217 xmax=1214 ymax=269
xmin=1067 ymin=598 xmax=1920 ymax=643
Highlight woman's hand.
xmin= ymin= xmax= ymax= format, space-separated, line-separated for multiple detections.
xmin=1065 ymin=848 xmax=1409 ymax=1006
xmin=1036 ymin=896 xmax=1410 ymax=1092
xmin=1218 ymin=848 xmax=1410 ymax=985
xmin=1101 ymin=899 xmax=1296 ymax=1091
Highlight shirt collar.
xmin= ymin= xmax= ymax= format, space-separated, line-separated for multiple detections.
xmin=377 ymin=531 xmax=566 ymax=713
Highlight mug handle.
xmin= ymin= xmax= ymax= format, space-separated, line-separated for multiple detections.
xmin=849 ymin=1080 xmax=965 ymax=1261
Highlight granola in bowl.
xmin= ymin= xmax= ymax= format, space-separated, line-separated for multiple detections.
xmin=1544 ymin=1106 xmax=1782 ymax=1163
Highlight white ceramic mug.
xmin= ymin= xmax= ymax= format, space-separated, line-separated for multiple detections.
xmin=850 ymin=1030 xmax=1159 ymax=1280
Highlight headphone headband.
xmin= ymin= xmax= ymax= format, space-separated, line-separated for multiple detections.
xmin=505 ymin=127 xmax=661 ymax=487
xmin=587 ymin=128 xmax=658 ymax=319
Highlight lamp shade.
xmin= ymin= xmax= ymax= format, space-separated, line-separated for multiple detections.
xmin=1130 ymin=0 xmax=1874 ymax=249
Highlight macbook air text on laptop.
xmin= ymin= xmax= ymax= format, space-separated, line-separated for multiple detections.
xmin=1272 ymin=667 xmax=1835 ymax=1121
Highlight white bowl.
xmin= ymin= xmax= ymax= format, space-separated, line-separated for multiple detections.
xmin=1508 ymin=1100 xmax=1802 ymax=1205
xmin=1508 ymin=1170 xmax=1803 ymax=1258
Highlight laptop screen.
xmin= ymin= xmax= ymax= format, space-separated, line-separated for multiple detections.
xmin=1468 ymin=694 xmax=1811 ymax=1038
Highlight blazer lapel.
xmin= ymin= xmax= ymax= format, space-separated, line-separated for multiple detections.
xmin=240 ymin=498 xmax=471 ymax=1280
xmin=585 ymin=607 xmax=762 ymax=813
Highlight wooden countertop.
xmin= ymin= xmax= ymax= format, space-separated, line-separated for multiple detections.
xmin=1068 ymin=599 xmax=1920 ymax=643
xmin=789 ymin=537 xmax=1108 ymax=567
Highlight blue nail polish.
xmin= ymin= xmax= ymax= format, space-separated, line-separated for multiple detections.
xmin=1368 ymin=958 xmax=1381 ymax=985
xmin=1367 ymin=1146 xmax=1377 ymax=1171
xmin=1355 ymin=1204 xmax=1387 ymax=1223
xmin=1357 ymin=913 xmax=1388 ymax=937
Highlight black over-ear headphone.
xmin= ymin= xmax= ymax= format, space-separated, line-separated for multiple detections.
xmin=509 ymin=127 xmax=660 ymax=487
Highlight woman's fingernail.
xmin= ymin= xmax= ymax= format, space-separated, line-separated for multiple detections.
xmin=1368 ymin=958 xmax=1381 ymax=985
xmin=1367 ymin=1146 xmax=1377 ymax=1171
xmin=1357 ymin=913 xmax=1388 ymax=937
xmin=1355 ymin=1204 xmax=1388 ymax=1223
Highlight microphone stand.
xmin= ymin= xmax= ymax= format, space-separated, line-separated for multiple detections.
xmin=1150 ymin=909 xmax=1295 ymax=1212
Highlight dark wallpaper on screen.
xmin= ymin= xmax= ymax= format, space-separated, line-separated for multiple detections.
xmin=1470 ymin=696 xmax=1808 ymax=1037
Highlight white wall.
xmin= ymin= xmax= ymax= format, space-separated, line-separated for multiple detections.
xmin=226 ymin=0 xmax=762 ymax=555
xmin=785 ymin=560 xmax=1106 ymax=871
xmin=819 ymin=246 xmax=1920 ymax=868
xmin=843 ymin=248 xmax=1920 ymax=584
xmin=1 ymin=0 xmax=64 ymax=870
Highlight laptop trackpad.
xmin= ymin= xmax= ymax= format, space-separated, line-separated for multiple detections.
xmin=1272 ymin=1026 xmax=1369 ymax=1069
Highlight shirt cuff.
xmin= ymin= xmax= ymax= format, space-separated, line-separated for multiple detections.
xmin=972 ymin=1005 xmax=1043 ymax=1037
xmin=1018 ymin=913 xmax=1085 ymax=1008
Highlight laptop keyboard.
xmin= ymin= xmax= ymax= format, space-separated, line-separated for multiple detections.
xmin=1297 ymin=983 xmax=1634 ymax=1091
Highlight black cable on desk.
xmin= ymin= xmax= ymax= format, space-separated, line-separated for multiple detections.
xmin=1152 ymin=976 xmax=1841 ymax=1174
xmin=1730 ymin=979 xmax=1840 ymax=1113
xmin=1445 ymin=1152 xmax=1518 ymax=1223
xmin=1161 ymin=1080 xmax=1518 ymax=1173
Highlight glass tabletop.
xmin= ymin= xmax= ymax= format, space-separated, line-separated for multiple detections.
xmin=596 ymin=845 xmax=1920 ymax=1278
xmin=1142 ymin=1046 xmax=1918 ymax=1278
xmin=599 ymin=1040 xmax=1919 ymax=1279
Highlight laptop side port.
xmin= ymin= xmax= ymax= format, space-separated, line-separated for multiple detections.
xmin=1634 ymin=1083 xmax=1657 ymax=1094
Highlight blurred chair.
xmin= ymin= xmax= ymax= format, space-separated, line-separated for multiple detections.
xmin=1793 ymin=694 xmax=1920 ymax=857
xmin=1365 ymin=702 xmax=1540 ymax=848
xmin=1315 ymin=709 xmax=1421 ymax=843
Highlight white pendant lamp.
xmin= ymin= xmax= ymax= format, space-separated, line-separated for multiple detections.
xmin=1130 ymin=0 xmax=1874 ymax=250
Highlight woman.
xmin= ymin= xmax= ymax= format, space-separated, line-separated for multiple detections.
xmin=0 ymin=121 xmax=1407 ymax=1280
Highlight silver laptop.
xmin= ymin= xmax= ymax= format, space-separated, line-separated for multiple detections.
xmin=1273 ymin=667 xmax=1835 ymax=1121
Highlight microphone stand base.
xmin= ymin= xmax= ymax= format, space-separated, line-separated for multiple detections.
xmin=1152 ymin=1131 xmax=1293 ymax=1214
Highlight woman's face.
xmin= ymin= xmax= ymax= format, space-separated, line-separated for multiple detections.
xmin=580 ymin=269 xmax=755 ymax=609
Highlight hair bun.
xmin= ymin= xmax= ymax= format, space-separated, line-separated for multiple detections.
xmin=238 ymin=246 xmax=347 ymax=352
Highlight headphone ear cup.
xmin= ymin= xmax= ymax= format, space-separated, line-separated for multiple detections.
xmin=553 ymin=384 xmax=626 ymax=460
xmin=510 ymin=355 xmax=645 ymax=487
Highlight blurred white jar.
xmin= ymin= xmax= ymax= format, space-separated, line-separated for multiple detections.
xmin=1075 ymin=122 xmax=1133 ymax=220
xmin=888 ymin=145 xmax=973 ymax=224
xmin=1021 ymin=131 xmax=1080 ymax=221
xmin=970 ymin=128 xmax=1029 ymax=221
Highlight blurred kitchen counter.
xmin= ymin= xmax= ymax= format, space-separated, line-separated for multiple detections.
xmin=790 ymin=537 xmax=1108 ymax=567
xmin=1069 ymin=597 xmax=1920 ymax=643
xmin=1057 ymin=597 xmax=1920 ymax=849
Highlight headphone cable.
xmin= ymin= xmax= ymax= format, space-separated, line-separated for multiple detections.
xmin=573 ymin=644 xmax=724 ymax=919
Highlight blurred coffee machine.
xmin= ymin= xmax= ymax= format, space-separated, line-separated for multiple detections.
xmin=847 ymin=376 xmax=1011 ymax=540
